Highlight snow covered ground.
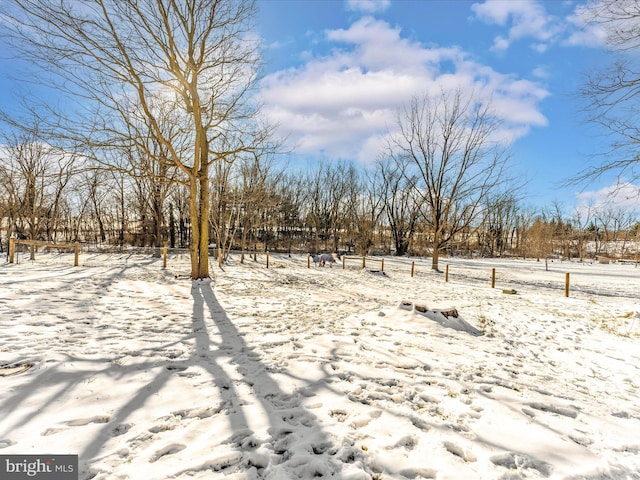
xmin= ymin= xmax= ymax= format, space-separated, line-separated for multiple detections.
xmin=1 ymin=252 xmax=639 ymax=480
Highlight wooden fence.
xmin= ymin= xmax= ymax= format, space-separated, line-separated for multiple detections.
xmin=342 ymin=255 xmax=384 ymax=271
xmin=3 ymin=245 xmax=579 ymax=299
xmin=298 ymin=255 xmax=575 ymax=297
xmin=9 ymin=238 xmax=80 ymax=266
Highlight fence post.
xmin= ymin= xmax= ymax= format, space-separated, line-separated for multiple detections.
xmin=491 ymin=268 xmax=496 ymax=288
xmin=565 ymin=272 xmax=570 ymax=297
xmin=9 ymin=237 xmax=15 ymax=264
xmin=381 ymin=258 xmax=384 ymax=272
xmin=75 ymin=243 xmax=80 ymax=267
xmin=308 ymin=253 xmax=311 ymax=268
xmin=266 ymin=251 xmax=270 ymax=269
xmin=445 ymin=264 xmax=449 ymax=282
xmin=411 ymin=261 xmax=415 ymax=277
xmin=342 ymin=256 xmax=345 ymax=269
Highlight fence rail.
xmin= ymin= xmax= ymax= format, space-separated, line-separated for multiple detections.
xmin=342 ymin=255 xmax=385 ymax=271
xmin=6 ymin=247 xmax=634 ymax=299
xmin=9 ymin=237 xmax=80 ymax=266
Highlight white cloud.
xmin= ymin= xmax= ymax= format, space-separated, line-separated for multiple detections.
xmin=532 ymin=65 xmax=550 ymax=79
xmin=473 ymin=0 xmax=617 ymax=51
xmin=491 ymin=35 xmax=510 ymax=52
xmin=563 ymin=3 xmax=608 ymax=48
xmin=576 ymin=181 xmax=640 ymax=213
xmin=259 ymin=17 xmax=549 ymax=165
xmin=345 ymin=0 xmax=391 ymax=14
xmin=472 ymin=0 xmax=561 ymax=52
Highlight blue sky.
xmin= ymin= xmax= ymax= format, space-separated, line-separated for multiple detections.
xmin=0 ymin=0 xmax=636 ymax=214
xmin=255 ymin=0 xmax=638 ymax=213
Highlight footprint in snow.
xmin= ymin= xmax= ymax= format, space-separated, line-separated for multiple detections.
xmin=329 ymin=409 xmax=348 ymax=422
xmin=410 ymin=416 xmax=431 ymax=432
xmin=228 ymin=429 xmax=260 ymax=450
xmin=265 ymin=393 xmax=299 ymax=409
xmin=43 ymin=416 xmax=111 ymax=435
xmin=398 ymin=467 xmax=437 ymax=479
xmin=0 ymin=439 xmax=15 ymax=449
xmin=388 ymin=435 xmax=418 ymax=451
xmin=110 ymin=423 xmax=132 ymax=437
xmin=280 ymin=409 xmax=314 ymax=427
xmin=527 ymin=402 xmax=579 ymax=418
xmin=490 ymin=451 xmax=553 ymax=477
xmin=444 ymin=441 xmax=477 ymax=462
xmin=65 ymin=416 xmax=110 ymax=427
xmin=149 ymin=443 xmax=186 ymax=462
xmin=172 ymin=406 xmax=218 ymax=420
xmin=348 ymin=410 xmax=382 ymax=429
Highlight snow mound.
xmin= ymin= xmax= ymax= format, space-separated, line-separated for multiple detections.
xmin=399 ymin=301 xmax=483 ymax=336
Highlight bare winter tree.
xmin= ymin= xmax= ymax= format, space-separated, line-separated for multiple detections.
xmin=514 ymin=205 xmax=537 ymax=259
xmin=304 ymin=162 xmax=351 ymax=254
xmin=0 ymin=128 xmax=76 ymax=257
xmin=477 ymin=193 xmax=520 ymax=257
xmin=276 ymin=173 xmax=305 ymax=256
xmin=385 ymin=89 xmax=511 ymax=271
xmin=548 ymin=201 xmax=573 ymax=260
xmin=344 ymin=165 xmax=384 ymax=256
xmin=526 ymin=214 xmax=555 ymax=270
xmin=578 ymin=0 xmax=640 ymax=186
xmin=593 ymin=206 xmax=637 ymax=257
xmin=3 ymin=0 xmax=275 ymax=278
xmin=376 ymin=154 xmax=422 ymax=256
xmin=571 ymin=203 xmax=595 ymax=262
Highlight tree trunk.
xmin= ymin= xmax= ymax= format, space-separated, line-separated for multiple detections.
xmin=196 ymin=172 xmax=210 ymax=279
xmin=431 ymin=230 xmax=441 ymax=271
xmin=189 ymin=177 xmax=200 ymax=278
xmin=431 ymin=247 xmax=441 ymax=271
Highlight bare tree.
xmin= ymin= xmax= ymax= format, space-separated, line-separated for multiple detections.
xmin=110 ymin=169 xmax=134 ymax=248
xmin=385 ymin=88 xmax=511 ymax=271
xmin=548 ymin=201 xmax=573 ymax=260
xmin=593 ymin=206 xmax=637 ymax=258
xmin=276 ymin=173 xmax=305 ymax=256
xmin=477 ymin=193 xmax=520 ymax=257
xmin=577 ymin=0 xmax=640 ymax=186
xmin=305 ymin=168 xmax=329 ymax=253
xmin=123 ymin=109 xmax=181 ymax=256
xmin=344 ymin=166 xmax=384 ymax=256
xmin=571 ymin=204 xmax=595 ymax=262
xmin=3 ymin=0 xmax=275 ymax=278
xmin=514 ymin=205 xmax=537 ymax=259
xmin=377 ymin=155 xmax=422 ymax=256
xmin=304 ymin=162 xmax=351 ymax=254
xmin=526 ymin=214 xmax=555 ymax=270
xmin=614 ymin=209 xmax=639 ymax=259
xmin=0 ymin=128 xmax=76 ymax=257
xmin=326 ymin=163 xmax=353 ymax=253
xmin=83 ymin=169 xmax=110 ymax=245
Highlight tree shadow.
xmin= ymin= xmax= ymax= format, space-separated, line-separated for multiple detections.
xmin=0 ymin=272 xmax=342 ymax=478
xmin=183 ymin=280 xmax=342 ymax=477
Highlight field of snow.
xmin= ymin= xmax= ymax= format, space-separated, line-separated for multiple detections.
xmin=1 ymin=252 xmax=639 ymax=480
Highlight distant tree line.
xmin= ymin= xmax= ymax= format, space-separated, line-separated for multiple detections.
xmin=2 ymin=132 xmax=639 ymax=264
